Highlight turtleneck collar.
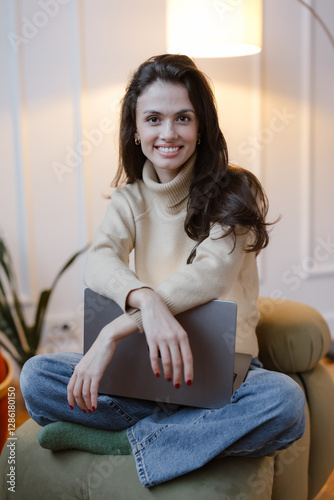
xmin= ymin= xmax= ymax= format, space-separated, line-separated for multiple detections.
xmin=142 ymin=152 xmax=197 ymax=213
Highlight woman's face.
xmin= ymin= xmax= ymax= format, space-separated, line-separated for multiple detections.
xmin=135 ymin=81 xmax=199 ymax=183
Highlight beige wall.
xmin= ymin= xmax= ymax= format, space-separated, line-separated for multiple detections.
xmin=0 ymin=0 xmax=333 ymax=340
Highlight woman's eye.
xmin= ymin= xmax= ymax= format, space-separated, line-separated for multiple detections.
xmin=178 ymin=115 xmax=190 ymax=122
xmin=147 ymin=116 xmax=160 ymax=123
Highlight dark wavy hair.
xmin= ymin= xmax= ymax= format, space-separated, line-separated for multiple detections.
xmin=113 ymin=54 xmax=274 ymax=263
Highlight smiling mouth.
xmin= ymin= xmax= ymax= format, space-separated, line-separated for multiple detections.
xmin=156 ymin=146 xmax=182 ymax=153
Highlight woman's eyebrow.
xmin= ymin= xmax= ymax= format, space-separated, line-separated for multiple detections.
xmin=143 ymin=109 xmax=162 ymax=115
xmin=142 ymin=108 xmax=196 ymax=115
xmin=176 ymin=108 xmax=196 ymax=115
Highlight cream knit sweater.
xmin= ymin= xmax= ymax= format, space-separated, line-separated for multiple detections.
xmin=84 ymin=153 xmax=260 ymax=357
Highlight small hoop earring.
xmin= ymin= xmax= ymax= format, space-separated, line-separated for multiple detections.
xmin=197 ymin=138 xmax=201 ymax=145
xmin=135 ymin=138 xmax=141 ymax=146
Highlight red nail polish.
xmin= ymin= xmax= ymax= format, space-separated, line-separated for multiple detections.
xmin=69 ymin=404 xmax=74 ymax=410
xmin=92 ymin=406 xmax=96 ymax=411
xmin=175 ymin=383 xmax=180 ymax=389
xmin=88 ymin=409 xmax=92 ymax=414
xmin=167 ymin=377 xmax=172 ymax=382
xmin=187 ymin=379 xmax=192 ymax=386
xmin=82 ymin=409 xmax=87 ymax=414
xmin=155 ymin=372 xmax=160 ymax=378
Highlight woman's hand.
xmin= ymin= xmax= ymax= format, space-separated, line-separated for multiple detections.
xmin=127 ymin=289 xmax=193 ymax=388
xmin=67 ymin=313 xmax=138 ymax=412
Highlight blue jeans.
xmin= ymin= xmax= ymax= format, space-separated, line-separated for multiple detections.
xmin=20 ymin=352 xmax=306 ymax=488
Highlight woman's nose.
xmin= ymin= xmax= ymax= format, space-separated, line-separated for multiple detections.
xmin=160 ymin=120 xmax=178 ymax=141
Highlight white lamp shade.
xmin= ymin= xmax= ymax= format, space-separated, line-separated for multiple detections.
xmin=167 ymin=0 xmax=263 ymax=58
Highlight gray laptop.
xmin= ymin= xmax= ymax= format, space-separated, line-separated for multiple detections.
xmin=84 ymin=288 xmax=252 ymax=409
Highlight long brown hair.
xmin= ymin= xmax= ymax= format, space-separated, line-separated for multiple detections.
xmin=113 ymin=54 xmax=274 ymax=262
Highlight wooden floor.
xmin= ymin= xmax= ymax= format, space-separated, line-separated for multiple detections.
xmin=4 ymin=356 xmax=334 ymax=498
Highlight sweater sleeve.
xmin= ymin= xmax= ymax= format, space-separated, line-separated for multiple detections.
xmin=128 ymin=225 xmax=249 ymax=330
xmin=83 ymin=190 xmax=149 ymax=312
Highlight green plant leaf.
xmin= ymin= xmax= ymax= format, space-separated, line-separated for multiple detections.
xmin=51 ymin=245 xmax=89 ymax=289
xmin=0 ymin=238 xmax=14 ymax=282
xmin=0 ymin=237 xmax=31 ymax=356
xmin=0 ymin=338 xmax=23 ymax=366
xmin=12 ymin=289 xmax=28 ymax=332
xmin=32 ymin=244 xmax=88 ymax=352
xmin=32 ymin=289 xmax=52 ymax=353
xmin=0 ymin=305 xmax=28 ymax=365
xmin=0 ymin=236 xmax=88 ymax=365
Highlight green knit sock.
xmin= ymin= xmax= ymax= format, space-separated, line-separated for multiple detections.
xmin=37 ymin=421 xmax=132 ymax=455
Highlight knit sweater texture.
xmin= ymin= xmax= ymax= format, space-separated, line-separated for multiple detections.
xmin=84 ymin=153 xmax=260 ymax=357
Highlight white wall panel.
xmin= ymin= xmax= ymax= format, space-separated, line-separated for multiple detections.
xmin=1 ymin=0 xmax=32 ymax=299
xmin=0 ymin=0 xmax=333 ymax=342
xmin=81 ymin=0 xmax=168 ymax=238
xmin=311 ymin=0 xmax=334 ymax=275
xmin=16 ymin=0 xmax=86 ymax=322
xmin=258 ymin=0 xmax=334 ymax=336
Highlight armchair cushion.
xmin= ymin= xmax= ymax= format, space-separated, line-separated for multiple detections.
xmin=0 ymin=419 xmax=275 ymax=500
xmin=256 ymin=298 xmax=331 ymax=373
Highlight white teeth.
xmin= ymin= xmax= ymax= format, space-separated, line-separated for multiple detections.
xmin=157 ymin=147 xmax=180 ymax=153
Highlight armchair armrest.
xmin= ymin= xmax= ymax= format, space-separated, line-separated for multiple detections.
xmin=256 ymin=298 xmax=331 ymax=373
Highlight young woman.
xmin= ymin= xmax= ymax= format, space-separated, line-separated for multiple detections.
xmin=21 ymin=54 xmax=306 ymax=488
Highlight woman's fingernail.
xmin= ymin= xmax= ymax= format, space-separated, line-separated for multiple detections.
xmin=167 ymin=377 xmax=172 ymax=382
xmin=175 ymin=383 xmax=180 ymax=389
xmin=92 ymin=406 xmax=96 ymax=411
xmin=69 ymin=404 xmax=74 ymax=410
xmin=88 ymin=409 xmax=92 ymax=414
xmin=155 ymin=372 xmax=160 ymax=378
xmin=187 ymin=379 xmax=192 ymax=386
xmin=82 ymin=409 xmax=87 ymax=414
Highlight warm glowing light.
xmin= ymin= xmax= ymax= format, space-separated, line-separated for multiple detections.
xmin=167 ymin=0 xmax=263 ymax=58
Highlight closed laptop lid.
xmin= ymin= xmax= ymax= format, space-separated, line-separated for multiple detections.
xmin=84 ymin=288 xmax=244 ymax=409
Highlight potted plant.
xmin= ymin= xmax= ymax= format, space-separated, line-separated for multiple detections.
xmin=0 ymin=235 xmax=87 ymax=368
xmin=0 ymin=347 xmax=14 ymax=450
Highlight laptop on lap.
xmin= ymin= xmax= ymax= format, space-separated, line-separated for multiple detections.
xmin=83 ymin=288 xmax=252 ymax=409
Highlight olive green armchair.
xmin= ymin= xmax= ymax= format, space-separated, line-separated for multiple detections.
xmin=1 ymin=298 xmax=333 ymax=499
